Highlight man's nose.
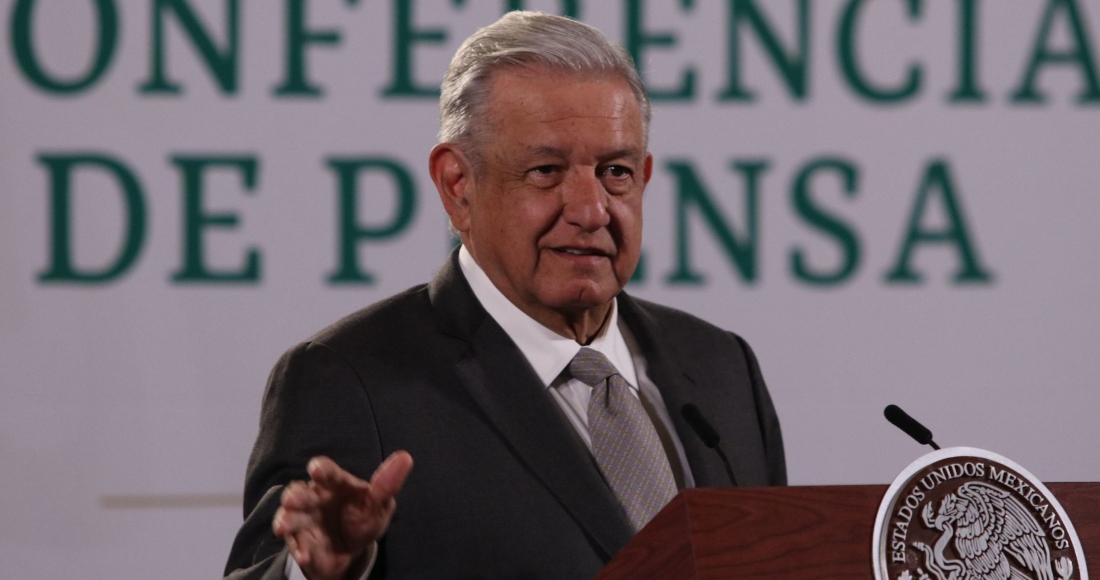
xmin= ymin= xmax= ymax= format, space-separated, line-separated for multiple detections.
xmin=561 ymin=170 xmax=610 ymax=231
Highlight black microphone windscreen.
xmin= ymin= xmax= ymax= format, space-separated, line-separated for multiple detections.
xmin=681 ymin=404 xmax=721 ymax=448
xmin=884 ymin=404 xmax=934 ymax=445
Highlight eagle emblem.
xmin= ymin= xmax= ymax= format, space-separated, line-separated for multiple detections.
xmin=873 ymin=448 xmax=1086 ymax=580
xmin=912 ymin=482 xmax=1072 ymax=580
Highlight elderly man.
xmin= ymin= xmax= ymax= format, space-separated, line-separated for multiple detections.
xmin=225 ymin=11 xmax=785 ymax=580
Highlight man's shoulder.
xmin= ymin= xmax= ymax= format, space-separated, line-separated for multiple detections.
xmin=305 ymin=283 xmax=436 ymax=352
xmin=623 ymin=294 xmax=741 ymax=343
xmin=621 ymin=294 xmax=756 ymax=373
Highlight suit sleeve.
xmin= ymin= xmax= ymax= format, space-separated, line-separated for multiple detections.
xmin=224 ymin=341 xmax=385 ymax=579
xmin=735 ymin=335 xmax=787 ymax=486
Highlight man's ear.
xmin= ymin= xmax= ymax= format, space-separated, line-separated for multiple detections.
xmin=643 ymin=153 xmax=653 ymax=184
xmin=430 ymin=143 xmax=475 ymax=234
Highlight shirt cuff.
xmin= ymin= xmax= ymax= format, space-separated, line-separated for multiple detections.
xmin=284 ymin=542 xmax=378 ymax=580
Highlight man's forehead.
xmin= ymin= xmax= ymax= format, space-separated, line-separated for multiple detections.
xmin=461 ymin=66 xmax=648 ymax=169
xmin=486 ymin=71 xmax=642 ymax=127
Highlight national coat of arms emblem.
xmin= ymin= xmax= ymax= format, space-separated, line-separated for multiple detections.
xmin=873 ymin=448 xmax=1088 ymax=580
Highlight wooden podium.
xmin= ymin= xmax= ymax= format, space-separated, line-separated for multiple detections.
xmin=597 ymin=483 xmax=1100 ymax=579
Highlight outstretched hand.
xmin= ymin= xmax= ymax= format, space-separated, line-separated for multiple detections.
xmin=273 ymin=451 xmax=414 ymax=580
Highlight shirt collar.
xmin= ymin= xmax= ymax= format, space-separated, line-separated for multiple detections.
xmin=458 ymin=245 xmax=638 ymax=389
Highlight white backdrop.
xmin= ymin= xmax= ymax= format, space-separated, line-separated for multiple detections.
xmin=2 ymin=1 xmax=1099 ymax=577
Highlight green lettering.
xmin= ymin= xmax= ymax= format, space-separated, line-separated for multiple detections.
xmin=885 ymin=159 xmax=994 ymax=284
xmin=11 ymin=0 xmax=118 ymax=94
xmin=625 ymin=0 xmax=695 ymax=101
xmin=1011 ymin=0 xmax=1100 ymax=104
xmin=718 ymin=0 xmax=810 ymax=102
xmin=139 ymin=0 xmax=240 ymax=95
xmin=274 ymin=0 xmax=352 ymax=97
xmin=327 ymin=157 xmax=418 ymax=284
xmin=665 ymin=160 xmax=766 ymax=284
xmin=837 ymin=0 xmax=922 ymax=103
xmin=382 ymin=0 xmax=449 ymax=98
xmin=170 ymin=156 xmax=262 ymax=283
xmin=948 ymin=0 xmax=986 ymax=102
xmin=38 ymin=153 xmax=146 ymax=284
xmin=790 ymin=158 xmax=861 ymax=285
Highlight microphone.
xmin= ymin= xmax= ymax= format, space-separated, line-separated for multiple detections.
xmin=681 ymin=404 xmax=738 ymax=487
xmin=884 ymin=404 xmax=941 ymax=450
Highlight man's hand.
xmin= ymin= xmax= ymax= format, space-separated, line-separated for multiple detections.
xmin=273 ymin=451 xmax=414 ymax=580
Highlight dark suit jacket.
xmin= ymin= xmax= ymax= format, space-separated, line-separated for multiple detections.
xmin=225 ymin=252 xmax=785 ymax=579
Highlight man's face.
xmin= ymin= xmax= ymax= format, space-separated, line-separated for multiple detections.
xmin=451 ymin=69 xmax=651 ymax=332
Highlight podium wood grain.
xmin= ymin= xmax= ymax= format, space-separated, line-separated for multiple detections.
xmin=597 ymin=483 xmax=1100 ymax=580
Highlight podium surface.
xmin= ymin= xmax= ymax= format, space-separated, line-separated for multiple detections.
xmin=598 ymin=483 xmax=1100 ymax=580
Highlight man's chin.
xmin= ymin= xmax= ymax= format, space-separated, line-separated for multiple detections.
xmin=540 ymin=284 xmax=621 ymax=314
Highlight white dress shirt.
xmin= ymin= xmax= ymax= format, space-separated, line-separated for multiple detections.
xmin=288 ymin=246 xmax=693 ymax=579
xmin=457 ymin=246 xmax=694 ymax=488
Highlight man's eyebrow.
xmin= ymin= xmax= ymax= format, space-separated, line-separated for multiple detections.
xmin=524 ymin=145 xmax=568 ymax=158
xmin=599 ymin=148 xmax=644 ymax=162
xmin=522 ymin=146 xmax=645 ymax=161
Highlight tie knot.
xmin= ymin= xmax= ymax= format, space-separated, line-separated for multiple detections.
xmin=568 ymin=347 xmax=619 ymax=386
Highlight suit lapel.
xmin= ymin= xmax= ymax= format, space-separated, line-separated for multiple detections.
xmin=428 ymin=252 xmax=635 ymax=559
xmin=617 ymin=294 xmax=734 ymax=489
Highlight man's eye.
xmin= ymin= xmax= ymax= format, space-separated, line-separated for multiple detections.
xmin=602 ymin=166 xmax=632 ymax=178
xmin=531 ymin=165 xmax=557 ymax=175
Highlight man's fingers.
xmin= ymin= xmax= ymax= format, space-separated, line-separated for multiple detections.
xmin=369 ymin=450 xmax=414 ymax=502
xmin=275 ymin=455 xmax=410 ymax=578
xmin=285 ymin=534 xmax=306 ymax=565
xmin=307 ymin=456 xmax=370 ymax=493
xmin=288 ymin=525 xmax=329 ymax=568
xmin=288 ymin=520 xmax=356 ymax=577
xmin=306 ymin=452 xmax=413 ymax=503
xmin=273 ymin=506 xmax=322 ymax=537
xmin=280 ymin=480 xmax=322 ymax=511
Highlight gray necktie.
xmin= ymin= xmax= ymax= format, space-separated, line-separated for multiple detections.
xmin=569 ymin=347 xmax=678 ymax=531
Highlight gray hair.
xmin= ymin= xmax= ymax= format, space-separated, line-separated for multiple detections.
xmin=439 ymin=11 xmax=651 ymax=157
